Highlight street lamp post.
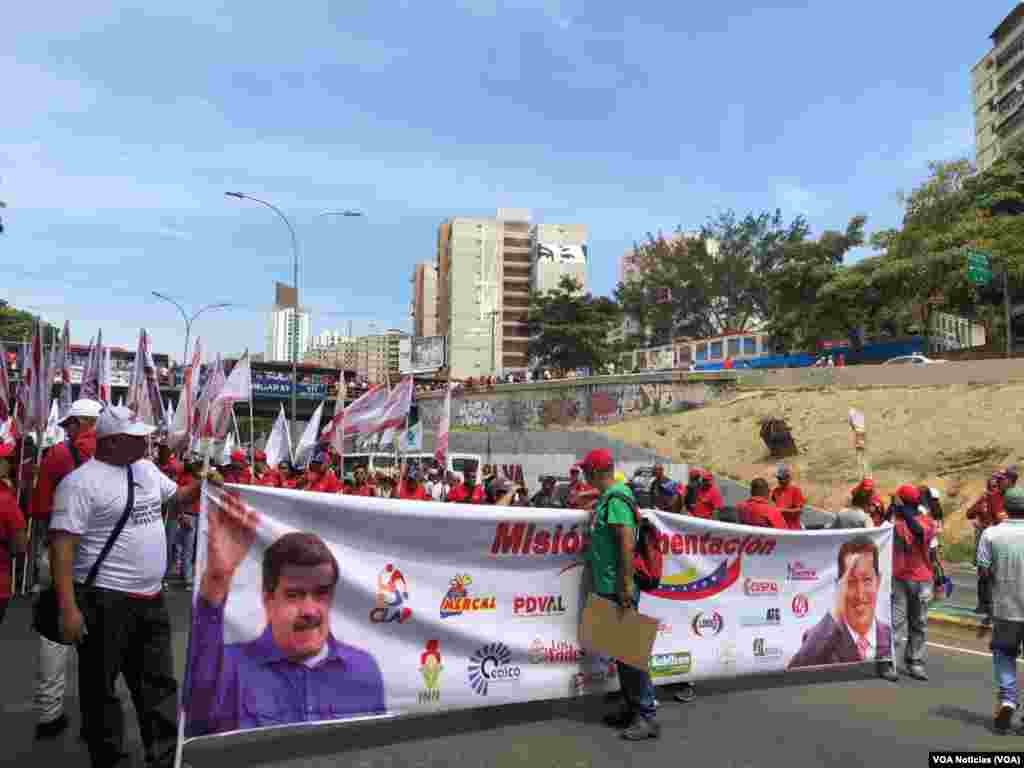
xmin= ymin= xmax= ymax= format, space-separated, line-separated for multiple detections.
xmin=225 ymin=192 xmax=361 ymax=429
xmin=151 ymin=292 xmax=232 ymax=369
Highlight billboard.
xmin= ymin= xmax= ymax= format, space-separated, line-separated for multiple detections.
xmin=536 ymin=243 xmax=587 ymax=264
xmin=400 ymin=336 xmax=446 ymax=374
xmin=252 ymin=371 xmax=329 ymax=399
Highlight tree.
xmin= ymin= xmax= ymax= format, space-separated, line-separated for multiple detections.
xmin=527 ymin=275 xmax=622 ymax=372
xmin=0 ymin=300 xmax=55 ymax=344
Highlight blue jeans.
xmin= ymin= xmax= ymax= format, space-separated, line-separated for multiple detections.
xmin=165 ymin=518 xmax=179 ymax=577
xmin=991 ymin=619 xmax=1024 ymax=707
xmin=598 ymin=591 xmax=657 ymax=721
xmin=174 ymin=519 xmax=196 ymax=582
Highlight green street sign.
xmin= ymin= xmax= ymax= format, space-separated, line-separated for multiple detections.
xmin=968 ymin=265 xmax=993 ymax=284
xmin=966 ymin=249 xmax=992 ymax=268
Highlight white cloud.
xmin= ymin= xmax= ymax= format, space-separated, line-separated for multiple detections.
xmin=155 ymin=226 xmax=194 ymax=242
xmin=774 ymin=182 xmax=826 ymax=218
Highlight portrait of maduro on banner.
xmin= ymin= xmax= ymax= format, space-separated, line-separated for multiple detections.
xmin=184 ymin=487 xmax=386 ymax=738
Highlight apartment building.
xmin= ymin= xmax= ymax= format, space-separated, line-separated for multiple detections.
xmin=410 ymin=262 xmax=439 ymax=337
xmin=974 ymin=3 xmax=1024 ymax=172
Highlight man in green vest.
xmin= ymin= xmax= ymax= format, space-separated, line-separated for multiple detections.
xmin=581 ymin=448 xmax=660 ymax=740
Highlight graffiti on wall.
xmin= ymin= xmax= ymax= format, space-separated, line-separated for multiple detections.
xmin=415 ymin=376 xmax=726 ymax=433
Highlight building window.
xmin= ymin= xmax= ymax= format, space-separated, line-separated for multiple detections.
xmin=710 ymin=341 xmax=723 ymax=360
xmin=742 ymin=337 xmax=757 ymax=356
xmin=727 ymin=338 xmax=741 ymax=357
xmin=696 ymin=343 xmax=708 ymax=361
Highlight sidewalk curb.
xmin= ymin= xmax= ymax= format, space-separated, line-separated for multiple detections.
xmin=929 ymin=611 xmax=982 ymax=630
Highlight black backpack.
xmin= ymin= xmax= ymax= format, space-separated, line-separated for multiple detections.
xmin=600 ymin=489 xmax=664 ymax=592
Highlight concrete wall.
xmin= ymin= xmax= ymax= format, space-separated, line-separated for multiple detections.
xmin=737 ymin=358 xmax=1024 ymax=389
xmin=416 ymin=372 xmax=737 ymax=432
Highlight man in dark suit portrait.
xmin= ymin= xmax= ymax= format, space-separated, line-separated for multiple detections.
xmin=788 ymin=536 xmax=895 ymax=680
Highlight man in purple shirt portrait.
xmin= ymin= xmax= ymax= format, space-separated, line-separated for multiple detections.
xmin=185 ymin=491 xmax=386 ymax=738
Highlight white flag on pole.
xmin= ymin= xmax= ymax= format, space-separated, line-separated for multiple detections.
xmin=43 ymin=400 xmax=64 ymax=447
xmin=0 ymin=340 xmax=10 ymax=424
xmin=209 ymin=352 xmax=251 ymax=440
xmin=435 ymin=384 xmax=451 ymax=466
xmin=58 ymin=320 xmax=73 ymax=420
xmin=264 ymin=403 xmax=292 ymax=467
xmin=218 ymin=431 xmax=235 ymax=467
xmin=294 ymin=402 xmax=324 ymax=469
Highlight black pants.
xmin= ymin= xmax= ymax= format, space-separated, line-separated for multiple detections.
xmin=75 ymin=586 xmax=178 ymax=768
xmin=0 ymin=597 xmax=8 ymax=625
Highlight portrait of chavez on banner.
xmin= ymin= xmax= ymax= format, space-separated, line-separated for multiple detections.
xmin=788 ymin=536 xmax=893 ymax=669
xmin=184 ymin=490 xmax=386 ymax=738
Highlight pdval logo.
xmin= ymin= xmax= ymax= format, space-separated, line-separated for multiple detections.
xmin=467 ymin=642 xmax=521 ymax=696
xmin=649 ymin=558 xmax=742 ymax=601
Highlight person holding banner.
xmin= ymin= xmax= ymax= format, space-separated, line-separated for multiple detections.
xmin=185 ymin=497 xmax=385 ymax=738
xmin=0 ymin=444 xmax=27 ymax=625
xmin=252 ymin=451 xmax=281 ymax=488
xmin=222 ymin=450 xmax=253 ymax=485
xmin=787 ymin=537 xmax=897 ymax=681
xmin=737 ymin=479 xmax=787 ymax=529
xmin=297 ymin=451 xmax=341 ymax=494
xmin=890 ymin=485 xmax=934 ymax=681
xmin=770 ymin=465 xmax=805 ymax=530
xmin=581 ymin=448 xmax=660 ymax=741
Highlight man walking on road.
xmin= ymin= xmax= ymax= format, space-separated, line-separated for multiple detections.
xmin=890 ymin=485 xmax=934 ymax=681
xmin=582 ymin=448 xmax=660 ymax=741
xmin=49 ymin=406 xmax=204 ymax=768
xmin=977 ymin=487 xmax=1024 ymax=734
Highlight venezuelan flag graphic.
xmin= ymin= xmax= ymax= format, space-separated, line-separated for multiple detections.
xmin=649 ymin=558 xmax=742 ymax=601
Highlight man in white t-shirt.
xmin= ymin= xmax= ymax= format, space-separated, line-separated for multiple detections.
xmin=49 ymin=406 xmax=204 ymax=768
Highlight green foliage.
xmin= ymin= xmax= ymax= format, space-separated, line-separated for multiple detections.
xmin=0 ymin=301 xmax=56 ymax=344
xmin=527 ymin=275 xmax=622 ymax=372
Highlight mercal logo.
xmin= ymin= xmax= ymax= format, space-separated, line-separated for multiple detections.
xmin=691 ymin=611 xmax=724 ymax=637
xmin=743 ymin=578 xmax=779 ymax=596
xmin=649 ymin=558 xmax=742 ymax=601
xmin=370 ymin=564 xmax=412 ymax=623
xmin=467 ymin=642 xmax=521 ymax=696
xmin=792 ymin=594 xmax=810 ymax=618
xmin=528 ymin=638 xmax=585 ymax=664
xmin=786 ymin=561 xmax=818 ymax=581
xmin=440 ymin=574 xmax=496 ymax=618
xmin=418 ymin=639 xmax=442 ymax=703
xmin=513 ymin=595 xmax=567 ymax=617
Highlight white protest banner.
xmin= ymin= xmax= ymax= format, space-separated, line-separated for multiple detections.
xmin=293 ymin=401 xmax=324 ymax=468
xmin=181 ymin=491 xmax=892 ymax=746
xmin=264 ymin=403 xmax=292 ymax=466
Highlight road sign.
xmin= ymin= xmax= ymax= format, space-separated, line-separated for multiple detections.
xmin=965 ymin=249 xmax=993 ymax=284
xmin=968 ymin=265 xmax=993 ymax=284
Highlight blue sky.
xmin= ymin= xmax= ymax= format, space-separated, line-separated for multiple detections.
xmin=1 ymin=1 xmax=999 ymax=362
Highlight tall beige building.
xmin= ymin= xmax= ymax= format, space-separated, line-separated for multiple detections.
xmin=304 ymin=329 xmax=406 ymax=384
xmin=410 ymin=262 xmax=439 ymax=337
xmin=974 ymin=3 xmax=1024 ymax=172
xmin=435 ymin=209 xmax=532 ymax=378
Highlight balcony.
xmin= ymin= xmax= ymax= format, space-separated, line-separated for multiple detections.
xmin=998 ymin=30 xmax=1024 ymax=71
xmin=503 ymin=237 xmax=531 ymax=249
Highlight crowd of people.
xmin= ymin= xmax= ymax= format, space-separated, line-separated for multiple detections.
xmin=3 ymin=396 xmax=1024 ymax=761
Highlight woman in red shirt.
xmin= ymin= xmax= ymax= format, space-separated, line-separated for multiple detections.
xmin=0 ymin=445 xmax=27 ymax=624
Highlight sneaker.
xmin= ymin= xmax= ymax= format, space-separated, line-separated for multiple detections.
xmin=982 ymin=616 xmax=994 ymax=627
xmin=35 ymin=713 xmax=69 ymax=741
xmin=621 ymin=718 xmax=661 ymax=740
xmin=906 ymin=665 xmax=928 ymax=681
xmin=674 ymin=683 xmax=696 ymax=703
xmin=995 ymin=702 xmax=1016 ymax=734
xmin=603 ymin=710 xmax=635 ymax=729
xmin=877 ymin=663 xmax=899 ymax=682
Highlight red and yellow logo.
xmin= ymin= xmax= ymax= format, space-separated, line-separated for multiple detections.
xmin=440 ymin=574 xmax=496 ymax=618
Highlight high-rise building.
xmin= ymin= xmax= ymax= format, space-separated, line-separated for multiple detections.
xmin=304 ymin=331 xmax=356 ymax=369
xmin=410 ymin=262 xmax=439 ymax=337
xmin=531 ymin=223 xmax=588 ymax=295
xmin=435 ymin=209 xmax=534 ymax=379
xmin=266 ymin=282 xmax=311 ymax=363
xmin=974 ymin=4 xmax=1024 ymax=172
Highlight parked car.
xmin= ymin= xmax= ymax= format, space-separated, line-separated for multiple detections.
xmin=882 ymin=354 xmax=945 ymax=366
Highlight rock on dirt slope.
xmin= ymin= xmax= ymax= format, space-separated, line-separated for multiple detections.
xmin=595 ymin=382 xmax=1024 ymax=546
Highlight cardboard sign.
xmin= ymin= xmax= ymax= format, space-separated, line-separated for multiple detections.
xmin=579 ymin=594 xmax=659 ymax=671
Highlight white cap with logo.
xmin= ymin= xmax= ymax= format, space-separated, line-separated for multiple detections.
xmin=58 ymin=399 xmax=104 ymax=426
xmin=96 ymin=405 xmax=156 ymax=439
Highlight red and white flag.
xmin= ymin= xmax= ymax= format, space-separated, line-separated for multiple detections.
xmin=208 ymin=352 xmax=251 ymax=440
xmin=128 ymin=329 xmax=163 ymax=426
xmin=170 ymin=338 xmax=201 ymax=451
xmin=372 ymin=376 xmax=414 ymax=434
xmin=435 ymin=383 xmax=451 ymax=466
xmin=79 ymin=333 xmax=99 ymax=401
xmin=0 ymin=340 xmax=10 ymax=424
xmin=194 ymin=354 xmax=225 ymax=439
xmin=57 ymin=320 xmax=73 ymax=420
xmin=19 ymin=330 xmax=46 ymax=435
xmin=99 ymin=346 xmax=112 ymax=405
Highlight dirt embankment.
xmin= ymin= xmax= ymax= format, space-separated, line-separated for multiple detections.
xmin=596 ymin=382 xmax=1024 ymax=545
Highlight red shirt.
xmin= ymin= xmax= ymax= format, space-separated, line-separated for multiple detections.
xmin=305 ymin=470 xmax=341 ymax=494
xmin=691 ymin=485 xmax=723 ymax=519
xmin=771 ymin=484 xmax=806 ymax=530
xmin=0 ymin=482 xmax=27 ymax=599
xmin=254 ymin=469 xmax=283 ymax=488
xmin=567 ymin=481 xmax=599 ymax=510
xmin=347 ymin=484 xmax=375 ymax=497
xmin=31 ymin=432 xmax=97 ymax=523
xmin=447 ymin=484 xmax=484 ymax=504
xmin=176 ymin=469 xmax=200 ymax=515
xmin=159 ymin=459 xmax=180 ymax=480
xmin=222 ymin=466 xmax=253 ymax=485
xmin=893 ymin=516 xmax=935 ymax=582
xmin=399 ymin=484 xmax=429 ymax=501
xmin=738 ymin=496 xmax=787 ymax=529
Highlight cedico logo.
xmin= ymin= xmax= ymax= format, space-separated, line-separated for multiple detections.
xmin=740 ymin=607 xmax=781 ymax=627
xmin=467 ymin=642 xmax=521 ymax=696
xmin=418 ymin=639 xmax=443 ymax=704
xmin=528 ymin=638 xmax=585 ymax=664
xmin=744 ymin=578 xmax=780 ymax=597
xmin=786 ymin=561 xmax=818 ymax=581
xmin=791 ymin=594 xmax=810 ymax=618
xmin=752 ymin=637 xmax=783 ymax=661
xmin=691 ymin=611 xmax=724 ymax=638
xmin=440 ymin=574 xmax=496 ymax=619
xmin=649 ymin=651 xmax=692 ymax=679
xmin=512 ymin=595 xmax=567 ymax=618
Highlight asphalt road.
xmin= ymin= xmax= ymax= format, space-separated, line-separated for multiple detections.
xmin=2 ymin=590 xmax=1021 ymax=768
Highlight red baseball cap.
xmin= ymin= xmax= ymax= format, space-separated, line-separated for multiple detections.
xmin=230 ymin=450 xmax=246 ymax=463
xmin=860 ymin=478 xmax=875 ymax=491
xmin=689 ymin=468 xmax=701 ymax=479
xmin=897 ymin=484 xmax=920 ymax=504
xmin=701 ymin=470 xmax=713 ymax=480
xmin=0 ymin=443 xmax=14 ymax=459
xmin=254 ymin=450 xmax=267 ymax=462
xmin=581 ymin=449 xmax=614 ymax=473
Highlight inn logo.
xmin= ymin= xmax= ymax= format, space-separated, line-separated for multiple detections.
xmin=786 ymin=561 xmax=818 ymax=581
xmin=418 ymin=640 xmax=443 ymax=704
xmin=649 ymin=559 xmax=742 ymax=602
xmin=370 ymin=564 xmax=412 ymax=624
xmin=649 ymin=651 xmax=692 ymax=679
xmin=691 ymin=611 xmax=724 ymax=638
xmin=740 ymin=607 xmax=782 ymax=628
xmin=440 ymin=574 xmax=496 ymax=619
xmin=467 ymin=642 xmax=521 ymax=696
xmin=512 ymin=594 xmax=567 ymax=618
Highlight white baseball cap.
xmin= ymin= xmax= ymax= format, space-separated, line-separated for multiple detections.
xmin=96 ymin=405 xmax=156 ymax=439
xmin=58 ymin=399 xmax=104 ymax=426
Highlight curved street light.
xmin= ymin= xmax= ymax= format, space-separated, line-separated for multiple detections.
xmin=151 ymin=292 xmax=232 ymax=366
xmin=225 ymin=192 xmax=363 ymax=427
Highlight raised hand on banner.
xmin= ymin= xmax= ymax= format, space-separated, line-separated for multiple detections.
xmin=201 ymin=489 xmax=261 ymax=606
